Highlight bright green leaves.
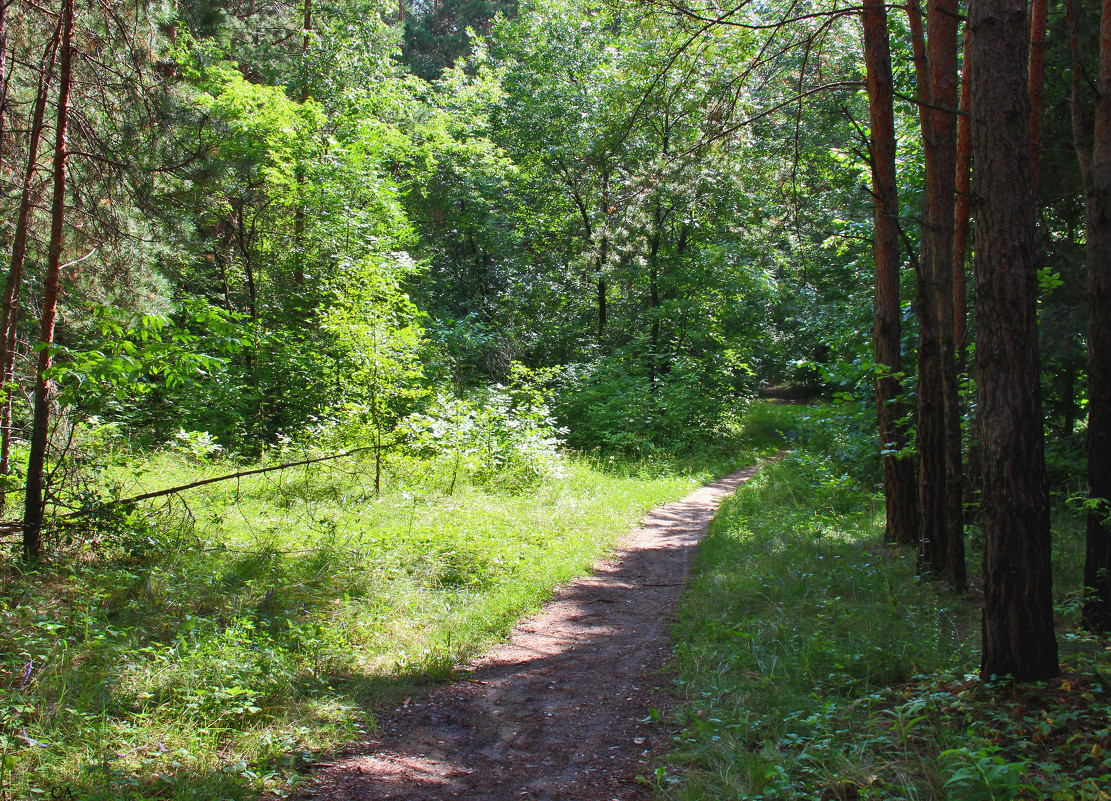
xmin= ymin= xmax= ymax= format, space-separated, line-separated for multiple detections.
xmin=194 ymin=64 xmax=325 ymax=185
xmin=48 ymin=300 xmax=244 ymax=407
xmin=319 ymin=254 xmax=426 ymax=448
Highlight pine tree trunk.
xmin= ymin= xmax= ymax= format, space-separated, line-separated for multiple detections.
xmin=931 ymin=0 xmax=966 ymax=590
xmin=648 ymin=190 xmax=664 ymax=392
xmin=23 ymin=0 xmax=74 ymax=560
xmin=597 ymin=170 xmax=609 ymax=345
xmin=863 ymin=0 xmax=918 ymax=547
xmin=0 ymin=29 xmax=60 ymax=515
xmin=916 ymin=0 xmax=964 ymax=588
xmin=1082 ymin=0 xmax=1111 ymax=632
xmin=971 ymin=0 xmax=1059 ymax=680
xmin=954 ymin=28 xmax=972 ymax=361
xmin=1029 ymin=0 xmax=1049 ymax=194
xmin=293 ymin=0 xmax=312 ymax=286
xmin=953 ymin=30 xmax=975 ymax=521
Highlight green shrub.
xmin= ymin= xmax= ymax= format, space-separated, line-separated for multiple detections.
xmin=553 ymin=352 xmax=756 ymax=452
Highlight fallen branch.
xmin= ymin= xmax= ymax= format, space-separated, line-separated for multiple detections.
xmin=57 ymin=445 xmax=378 ymax=519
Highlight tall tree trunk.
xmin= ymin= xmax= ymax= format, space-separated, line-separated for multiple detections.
xmin=1064 ymin=342 xmax=1077 ymax=436
xmin=907 ymin=0 xmax=930 ymax=109
xmin=648 ymin=199 xmax=662 ymax=392
xmin=0 ymin=0 xmax=7 ymax=175
xmin=1082 ymin=0 xmax=1111 ymax=631
xmin=971 ymin=0 xmax=1059 ymax=679
xmin=954 ymin=27 xmax=979 ymax=532
xmin=936 ymin=0 xmax=966 ymax=590
xmin=863 ymin=0 xmax=918 ymax=547
xmin=910 ymin=0 xmax=944 ymax=574
xmin=1029 ymin=0 xmax=1049 ymax=194
xmin=0 ymin=28 xmax=60 ymax=514
xmin=954 ymin=28 xmax=972 ymax=361
xmin=23 ymin=0 xmax=74 ymax=560
xmin=917 ymin=0 xmax=965 ymax=589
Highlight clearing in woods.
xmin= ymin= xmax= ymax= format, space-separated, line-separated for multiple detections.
xmin=299 ymin=460 xmax=770 ymax=801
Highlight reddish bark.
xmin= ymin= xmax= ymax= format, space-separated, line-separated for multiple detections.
xmin=863 ymin=0 xmax=918 ymax=546
xmin=917 ymin=0 xmax=965 ymax=590
xmin=954 ymin=29 xmax=972 ymax=357
xmin=597 ymin=169 xmax=610 ymax=345
xmin=906 ymin=0 xmax=931 ymax=110
xmin=0 ymin=0 xmax=7 ymax=171
xmin=23 ymin=0 xmax=74 ymax=560
xmin=0 ymin=26 xmax=61 ymax=514
xmin=1069 ymin=0 xmax=1093 ymax=178
xmin=293 ymin=0 xmax=312 ymax=286
xmin=971 ymin=0 xmax=1059 ymax=680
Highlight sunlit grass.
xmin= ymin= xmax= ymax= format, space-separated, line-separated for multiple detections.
xmin=662 ymin=440 xmax=1111 ymax=800
xmin=0 ymin=402 xmax=791 ymax=800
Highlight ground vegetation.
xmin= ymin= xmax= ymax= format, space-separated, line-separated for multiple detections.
xmin=0 ymin=0 xmax=1105 ymax=794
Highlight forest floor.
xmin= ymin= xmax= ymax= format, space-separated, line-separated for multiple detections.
xmin=295 ymin=460 xmax=771 ymax=801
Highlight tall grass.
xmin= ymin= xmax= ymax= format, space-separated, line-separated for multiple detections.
xmin=662 ymin=427 xmax=1111 ymax=800
xmin=0 ymin=403 xmax=790 ymax=800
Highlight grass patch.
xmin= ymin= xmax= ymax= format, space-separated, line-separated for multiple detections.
xmin=662 ymin=440 xmax=1111 ymax=800
xmin=0 ymin=402 xmax=790 ymax=800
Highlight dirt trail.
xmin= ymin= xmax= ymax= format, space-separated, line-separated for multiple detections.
xmin=299 ymin=461 xmax=768 ymax=801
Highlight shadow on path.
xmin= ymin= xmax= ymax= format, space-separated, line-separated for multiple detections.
xmin=299 ymin=460 xmax=771 ymax=801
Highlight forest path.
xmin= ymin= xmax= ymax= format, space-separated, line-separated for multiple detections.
xmin=298 ymin=460 xmax=770 ymax=801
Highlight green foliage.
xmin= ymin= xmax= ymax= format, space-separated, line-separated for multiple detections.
xmin=941 ymin=746 xmax=1030 ymax=801
xmin=554 ymin=352 xmax=757 ymax=453
xmin=0 ymin=399 xmax=788 ymax=799
xmin=0 ymin=442 xmax=729 ymax=800
xmin=53 ymin=301 xmax=244 ymax=412
xmin=795 ymin=402 xmax=886 ymax=489
xmin=402 ymin=370 xmax=567 ymax=492
xmin=663 ymin=438 xmax=1111 ymax=801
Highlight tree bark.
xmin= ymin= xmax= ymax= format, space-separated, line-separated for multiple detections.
xmin=648 ymin=199 xmax=662 ymax=392
xmin=0 ymin=27 xmax=60 ymax=515
xmin=0 ymin=0 xmax=7 ymax=174
xmin=954 ymin=27 xmax=972 ymax=360
xmin=597 ymin=169 xmax=609 ymax=346
xmin=23 ymin=0 xmax=74 ymax=560
xmin=917 ymin=0 xmax=965 ymax=589
xmin=863 ymin=0 xmax=918 ymax=547
xmin=293 ymin=0 xmax=312 ymax=286
xmin=970 ymin=0 xmax=1059 ymax=679
xmin=907 ymin=0 xmax=931 ymax=110
xmin=1028 ymin=0 xmax=1049 ymax=194
xmin=1082 ymin=0 xmax=1111 ymax=631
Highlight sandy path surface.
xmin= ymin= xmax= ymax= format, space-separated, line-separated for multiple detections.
xmin=298 ymin=461 xmax=767 ymax=801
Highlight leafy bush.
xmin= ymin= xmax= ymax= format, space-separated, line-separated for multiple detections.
xmin=795 ymin=402 xmax=885 ymax=488
xmin=401 ymin=370 xmax=567 ymax=492
xmin=553 ymin=351 xmax=756 ymax=452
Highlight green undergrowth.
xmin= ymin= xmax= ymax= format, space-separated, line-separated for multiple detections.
xmin=662 ymin=440 xmax=1111 ymax=800
xmin=0 ymin=402 xmax=792 ymax=801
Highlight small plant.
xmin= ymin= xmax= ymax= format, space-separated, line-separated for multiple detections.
xmin=402 ymin=366 xmax=568 ymax=493
xmin=941 ymin=746 xmax=1030 ymax=801
xmin=167 ymin=428 xmax=224 ymax=463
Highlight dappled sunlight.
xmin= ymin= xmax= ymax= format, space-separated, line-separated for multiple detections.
xmin=298 ymin=460 xmax=773 ymax=800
